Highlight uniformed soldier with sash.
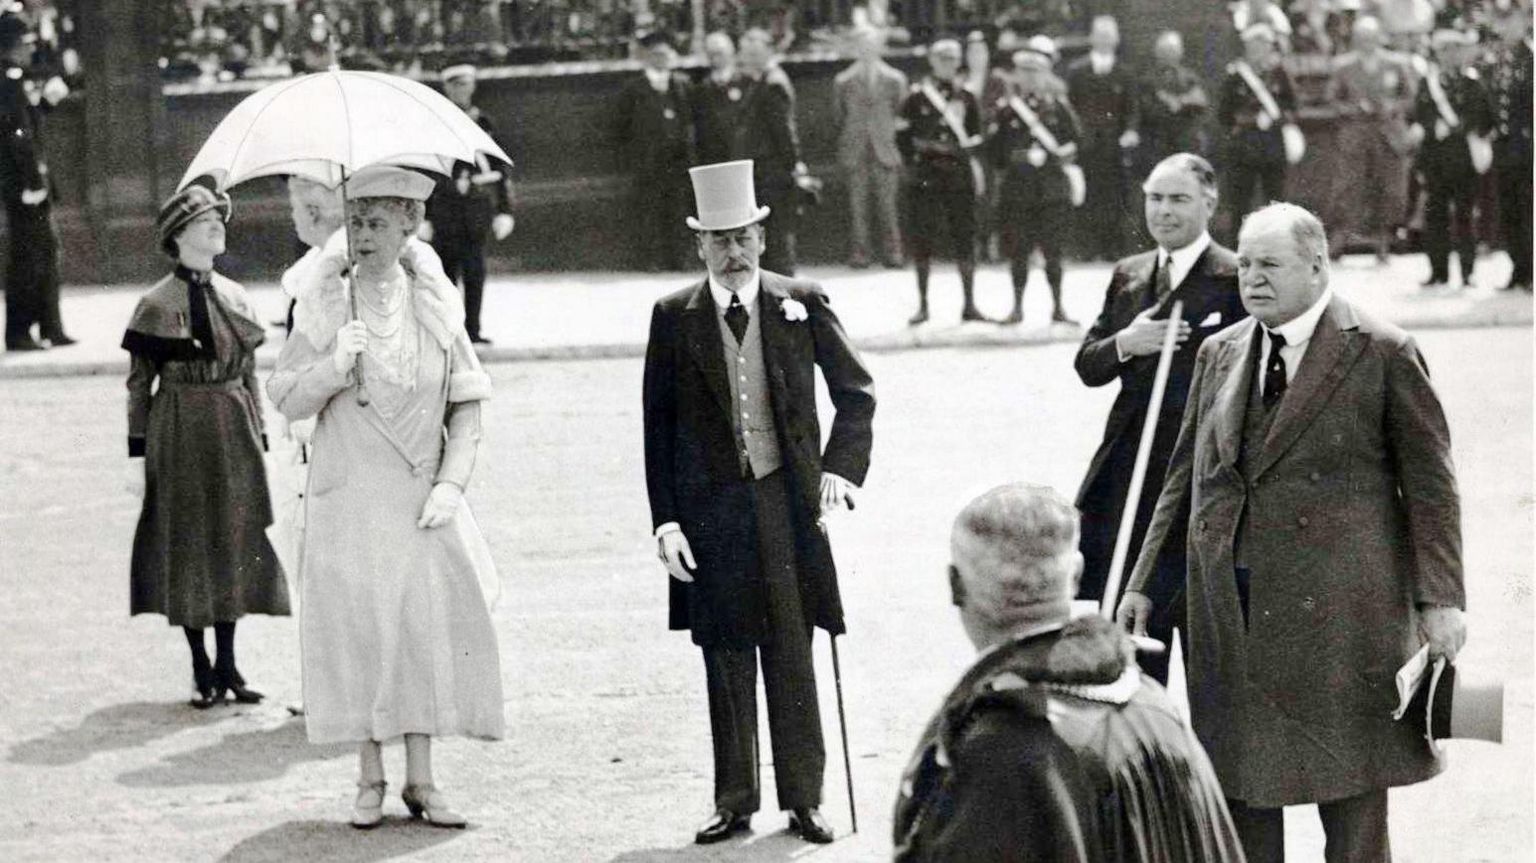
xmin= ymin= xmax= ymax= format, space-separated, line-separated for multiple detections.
xmin=897 ymin=38 xmax=985 ymax=325
xmin=1410 ymin=29 xmax=1495 ymax=289
xmin=1216 ymin=23 xmax=1300 ymax=241
xmin=1486 ymin=9 xmax=1532 ymax=292
xmin=988 ymin=35 xmax=1082 ymax=326
xmin=421 ymin=64 xmax=516 ymax=344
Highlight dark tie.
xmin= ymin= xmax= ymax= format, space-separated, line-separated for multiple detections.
xmin=725 ymin=292 xmax=749 ymax=344
xmin=1155 ymin=254 xmax=1173 ymax=302
xmin=1263 ymin=330 xmax=1288 ymax=408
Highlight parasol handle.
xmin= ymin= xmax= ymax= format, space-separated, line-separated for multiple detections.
xmin=338 ymin=165 xmax=370 ymax=407
xmin=1100 ymin=300 xmax=1183 ymax=621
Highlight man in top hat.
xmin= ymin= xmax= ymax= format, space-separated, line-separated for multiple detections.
xmin=421 ymin=63 xmax=515 ymax=344
xmin=642 ymin=159 xmax=875 ymax=847
xmin=897 ymin=37 xmax=985 ymax=325
xmin=1066 ymin=15 xmax=1141 ymax=261
xmin=0 ymin=7 xmax=72 ymax=351
xmin=1074 ymin=153 xmax=1246 ymax=684
xmin=1323 ymin=15 xmax=1417 ymax=262
xmin=1411 ymin=28 xmax=1495 ymax=289
xmin=1217 ymin=23 xmax=1299 ymax=241
xmin=614 ymin=30 xmax=695 ymax=271
xmin=1118 ymin=202 xmax=1466 ymax=863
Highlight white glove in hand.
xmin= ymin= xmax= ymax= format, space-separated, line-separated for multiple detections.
xmin=20 ymin=187 xmax=47 ymax=206
xmin=41 ymin=76 xmax=69 ymax=105
xmin=417 ymin=482 xmax=463 ymax=529
xmin=491 ymin=213 xmax=514 ymax=241
xmin=332 ymin=320 xmax=368 ymax=376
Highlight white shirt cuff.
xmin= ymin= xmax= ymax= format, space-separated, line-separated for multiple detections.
xmin=654 ymin=522 xmax=682 ymax=539
xmin=1114 ymin=333 xmax=1133 ymax=363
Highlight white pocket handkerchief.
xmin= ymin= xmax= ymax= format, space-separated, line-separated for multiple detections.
xmin=1199 ymin=311 xmax=1223 ymax=327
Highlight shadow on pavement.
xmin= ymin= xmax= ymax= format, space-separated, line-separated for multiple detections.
xmin=8 ymin=701 xmax=209 ymax=766
xmin=116 ymin=716 xmax=351 ymax=787
xmin=608 ymin=831 xmax=836 ymax=862
xmin=218 ymin=819 xmax=466 ymax=862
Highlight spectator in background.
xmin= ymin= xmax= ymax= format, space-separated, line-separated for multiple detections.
xmin=833 ymin=26 xmax=906 ymax=269
xmin=1377 ymin=0 xmax=1439 ymax=50
xmin=1324 ymin=15 xmax=1416 ymax=261
xmin=615 ymin=30 xmax=696 ymax=272
xmin=694 ymin=32 xmax=741 ymax=167
xmin=1217 ymin=23 xmax=1299 ymax=242
xmin=421 ymin=64 xmax=516 ymax=343
xmin=735 ymin=27 xmax=804 ymax=276
xmin=1412 ymin=28 xmax=1495 ymax=289
xmin=892 ymin=483 xmax=1243 ymax=863
xmin=1486 ymin=5 xmax=1531 ymax=291
xmin=898 ymin=38 xmax=984 ymax=325
xmin=1140 ymin=30 xmax=1210 ymax=163
xmin=961 ymin=30 xmax=996 ymax=262
xmin=1230 ymin=0 xmax=1293 ymax=51
xmin=292 ymin=12 xmax=336 ymax=73
xmin=989 ymin=35 xmax=1081 ymax=326
xmin=1066 ymin=15 xmax=1140 ymax=262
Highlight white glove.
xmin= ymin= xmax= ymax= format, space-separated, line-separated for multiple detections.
xmin=1118 ymin=129 xmax=1141 ymax=149
xmin=1256 ymin=112 xmax=1273 ymax=131
xmin=20 ymin=187 xmax=47 ymax=206
xmin=417 ymin=220 xmax=435 ymax=243
xmin=417 ymin=482 xmax=463 ymax=529
xmin=332 ymin=320 xmax=368 ymax=376
xmin=657 ymin=529 xmax=697 ymax=582
xmin=41 ymin=76 xmax=69 ymax=105
xmin=1434 ymin=118 xmax=1451 ymax=139
xmin=491 ymin=213 xmax=514 ymax=241
xmin=126 ymin=461 xmax=145 ymax=498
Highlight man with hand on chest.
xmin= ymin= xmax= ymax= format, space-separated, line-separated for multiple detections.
xmin=642 ymin=160 xmax=876 ymax=848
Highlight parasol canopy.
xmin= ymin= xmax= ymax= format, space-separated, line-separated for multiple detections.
xmin=177 ymin=69 xmax=512 ymax=191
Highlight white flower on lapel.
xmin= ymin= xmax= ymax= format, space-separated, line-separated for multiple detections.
xmin=781 ymin=298 xmax=809 ymax=322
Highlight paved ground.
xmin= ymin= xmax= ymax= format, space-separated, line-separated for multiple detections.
xmin=0 ymin=326 xmax=1529 ymax=862
xmin=0 ymin=252 xmax=1528 ymax=378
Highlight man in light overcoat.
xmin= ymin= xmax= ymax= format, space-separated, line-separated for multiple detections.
xmin=833 ymin=26 xmax=906 ymax=268
xmin=1119 ymin=202 xmax=1466 ymax=863
xmin=643 ymin=160 xmax=876 ymax=848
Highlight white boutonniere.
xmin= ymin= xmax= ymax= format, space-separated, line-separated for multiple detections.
xmin=781 ymin=298 xmax=808 ymax=322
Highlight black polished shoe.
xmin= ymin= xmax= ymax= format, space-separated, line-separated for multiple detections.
xmin=907 ymin=306 xmax=930 ymax=326
xmin=213 ymin=667 xmax=264 ymax=704
xmin=788 ymin=807 xmax=834 ymax=844
xmin=5 ymin=336 xmax=48 ymax=352
xmin=189 ymin=655 xmax=216 ymax=710
xmin=469 ymin=334 xmax=493 ymax=345
xmin=960 ymin=306 xmax=991 ymax=323
xmin=694 ymin=809 xmax=751 ymax=845
xmin=42 ymin=334 xmax=76 ymax=347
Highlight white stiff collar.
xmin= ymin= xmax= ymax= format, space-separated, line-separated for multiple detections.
xmin=1265 ymin=285 xmax=1333 ymax=346
xmin=1160 ymin=231 xmax=1213 ymax=290
xmin=708 ymin=270 xmax=761 ymax=311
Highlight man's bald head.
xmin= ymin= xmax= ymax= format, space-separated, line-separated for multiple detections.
xmin=950 ymin=484 xmax=1082 ymax=647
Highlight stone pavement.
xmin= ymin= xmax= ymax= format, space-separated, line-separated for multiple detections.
xmin=0 ymin=252 xmax=1527 ymax=379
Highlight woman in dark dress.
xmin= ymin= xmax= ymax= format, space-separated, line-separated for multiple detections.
xmin=123 ymin=185 xmax=289 ymax=708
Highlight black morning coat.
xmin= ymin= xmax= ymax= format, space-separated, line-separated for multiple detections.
xmin=642 ymin=272 xmax=876 ymax=647
xmin=1072 ymin=241 xmax=1246 ymax=620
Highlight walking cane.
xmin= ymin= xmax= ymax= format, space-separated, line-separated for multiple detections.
xmin=1099 ymin=300 xmax=1183 ymax=626
xmin=830 ymin=633 xmax=858 ymax=833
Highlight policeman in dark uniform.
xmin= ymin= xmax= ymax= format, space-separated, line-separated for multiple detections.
xmin=1411 ymin=29 xmax=1495 ymax=289
xmin=897 ymin=38 xmax=984 ymax=325
xmin=0 ymin=8 xmax=71 ymax=351
xmin=614 ymin=30 xmax=695 ymax=271
xmin=1486 ymin=11 xmax=1532 ymax=291
xmin=422 ymin=64 xmax=515 ymax=344
xmin=1216 ymin=23 xmax=1299 ymax=242
xmin=989 ymin=35 xmax=1082 ymax=325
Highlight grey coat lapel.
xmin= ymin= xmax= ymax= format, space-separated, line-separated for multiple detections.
xmin=1212 ymin=319 xmax=1258 ymax=470
xmin=1253 ymin=295 xmax=1367 ymax=478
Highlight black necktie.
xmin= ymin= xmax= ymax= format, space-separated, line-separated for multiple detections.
xmin=1155 ymin=254 xmax=1173 ymax=302
xmin=725 ymin=293 xmax=749 ymax=344
xmin=1263 ymin=330 xmax=1288 ymax=408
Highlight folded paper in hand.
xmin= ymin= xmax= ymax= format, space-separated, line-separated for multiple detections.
xmin=1392 ymin=644 xmax=1503 ymax=753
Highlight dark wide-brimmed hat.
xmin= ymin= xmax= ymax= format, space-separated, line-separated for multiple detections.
xmin=157 ymin=185 xmax=232 ymax=256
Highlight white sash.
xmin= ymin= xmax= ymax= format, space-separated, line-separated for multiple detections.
xmin=1007 ymin=94 xmax=1065 ymax=155
xmin=1233 ymin=60 xmax=1283 ymax=122
xmin=920 ymin=80 xmax=981 ymax=148
xmin=1423 ymin=66 xmax=1462 ymax=130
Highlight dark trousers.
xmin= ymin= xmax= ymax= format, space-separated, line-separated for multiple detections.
xmin=4 ymin=199 xmax=63 ymax=344
xmin=1223 ymin=153 xmax=1287 ymax=243
xmin=1003 ymin=198 xmax=1070 ymax=290
xmin=1228 ymin=790 xmax=1391 ymax=863
xmin=436 ymin=238 xmax=488 ymax=338
xmin=701 ymin=469 xmax=825 ymax=814
xmin=1423 ymin=171 xmax=1478 ymax=282
xmin=906 ymin=181 xmax=976 ymax=265
xmin=1498 ymin=149 xmax=1532 ymax=285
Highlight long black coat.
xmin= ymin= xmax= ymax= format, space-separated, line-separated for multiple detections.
xmin=1073 ymin=243 xmax=1245 ymax=624
xmin=642 ymin=272 xmax=875 ymax=647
